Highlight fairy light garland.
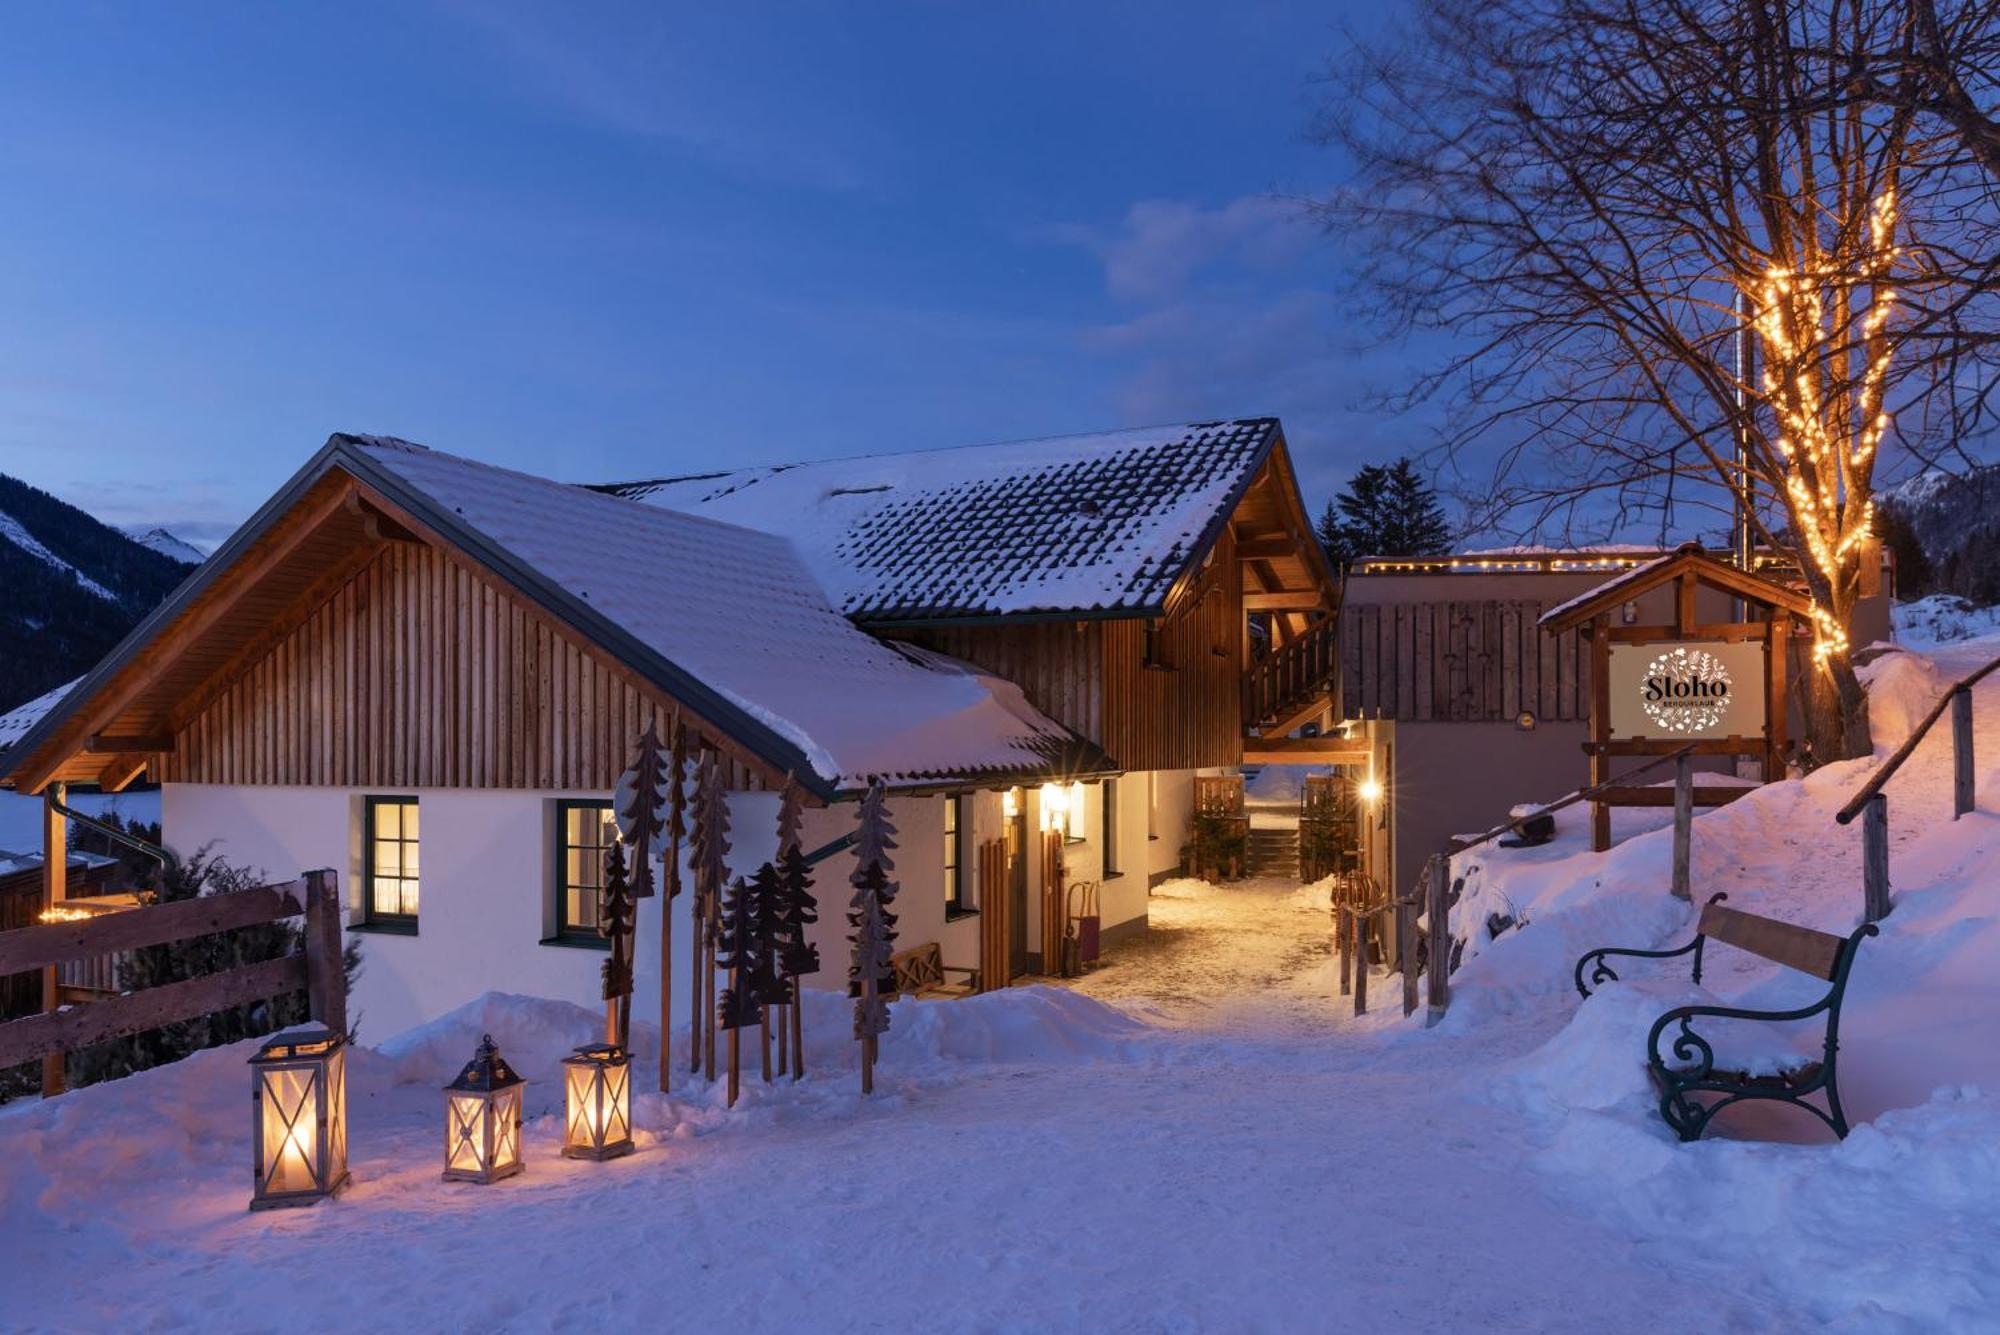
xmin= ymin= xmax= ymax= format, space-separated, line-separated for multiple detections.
xmin=1752 ymin=190 xmax=1898 ymax=668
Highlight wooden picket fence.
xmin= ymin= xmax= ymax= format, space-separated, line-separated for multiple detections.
xmin=1836 ymin=651 xmax=2000 ymax=922
xmin=0 ymin=869 xmax=345 ymax=1087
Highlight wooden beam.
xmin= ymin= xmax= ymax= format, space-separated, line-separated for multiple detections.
xmin=1592 ymin=785 xmax=1754 ymax=808
xmin=0 ymin=955 xmax=308 ymax=1073
xmin=1241 ymin=738 xmax=1371 ymax=765
xmin=84 ymin=733 xmax=175 ymax=754
xmin=100 ymin=755 xmax=151 ymax=794
xmin=0 ymin=878 xmax=308 ymax=977
xmin=41 ymin=784 xmax=66 ymax=1097
xmin=1236 ymin=536 xmax=1297 ymax=560
xmin=343 ymin=490 xmax=422 ymax=544
xmin=1262 ymin=692 xmax=1337 ymax=739
xmin=1244 ymin=591 xmax=1328 ymax=612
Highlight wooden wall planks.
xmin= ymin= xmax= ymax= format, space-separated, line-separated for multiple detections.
xmin=158 ymin=543 xmax=775 ymax=792
xmin=1340 ymin=600 xmax=1591 ymax=724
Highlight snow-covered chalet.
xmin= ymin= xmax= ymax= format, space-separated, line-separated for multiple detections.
xmin=0 ymin=421 xmax=1351 ymax=1036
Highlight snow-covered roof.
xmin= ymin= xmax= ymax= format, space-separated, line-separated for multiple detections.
xmin=603 ymin=418 xmax=1281 ymax=622
xmin=0 ymin=679 xmax=79 ymax=757
xmin=346 ymin=437 xmax=1100 ymax=792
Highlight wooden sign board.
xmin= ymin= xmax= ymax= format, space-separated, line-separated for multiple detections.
xmin=1606 ymin=641 xmax=1768 ymax=741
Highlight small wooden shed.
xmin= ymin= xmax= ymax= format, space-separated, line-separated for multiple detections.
xmin=1538 ymin=543 xmax=1813 ymax=850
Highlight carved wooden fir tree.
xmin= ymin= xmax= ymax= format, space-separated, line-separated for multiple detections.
xmin=846 ymin=782 xmax=899 ymax=1094
xmin=657 ymin=719 xmax=688 ymax=1091
xmin=745 ymin=859 xmax=790 ymax=1082
xmin=687 ymin=746 xmax=730 ymax=1080
xmin=599 ymin=839 xmax=636 ymax=1045
xmin=714 ymin=875 xmax=763 ymax=1106
xmin=774 ymin=780 xmax=819 ymax=1080
xmin=612 ymin=723 xmax=671 ymax=1058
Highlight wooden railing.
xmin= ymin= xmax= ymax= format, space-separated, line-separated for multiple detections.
xmin=1835 ymin=651 xmax=2000 ymax=922
xmin=0 ymin=869 xmax=344 ymax=1082
xmin=1244 ymin=617 xmax=1340 ymax=730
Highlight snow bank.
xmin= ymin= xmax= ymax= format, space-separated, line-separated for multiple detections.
xmin=1894 ymin=593 xmax=2000 ymax=648
xmin=1245 ymin=764 xmax=1325 ymax=802
xmin=1857 ymin=646 xmax=1946 ymax=749
xmin=379 ymin=992 xmax=661 ymax=1084
xmin=883 ymin=985 xmax=1149 ymax=1066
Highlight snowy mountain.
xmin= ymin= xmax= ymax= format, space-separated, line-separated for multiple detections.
xmin=1877 ymin=464 xmax=2000 ymax=603
xmin=120 ymin=525 xmax=206 ymax=565
xmin=0 ymin=473 xmax=194 ymax=715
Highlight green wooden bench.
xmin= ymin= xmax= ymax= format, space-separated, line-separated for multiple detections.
xmin=1575 ymin=893 xmax=1878 ymax=1141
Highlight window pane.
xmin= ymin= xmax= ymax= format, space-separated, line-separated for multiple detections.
xmin=375 ymin=803 xmax=400 ymax=840
xmin=402 ymin=843 xmax=420 ymax=879
xmin=400 ymin=803 xmax=419 ymax=839
xmin=400 ymin=879 xmax=420 ymax=917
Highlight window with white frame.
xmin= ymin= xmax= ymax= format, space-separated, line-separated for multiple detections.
xmin=554 ymin=800 xmax=618 ymax=944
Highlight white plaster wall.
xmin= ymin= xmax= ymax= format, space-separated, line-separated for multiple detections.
xmin=161 ymin=773 xmax=1203 ymax=1040
xmin=163 ymin=783 xmax=973 ymax=1043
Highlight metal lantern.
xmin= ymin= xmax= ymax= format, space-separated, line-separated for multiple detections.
xmin=249 ymin=1029 xmax=350 ymax=1210
xmin=443 ymin=1034 xmax=526 ymax=1184
xmin=561 ymin=1043 xmax=634 ymax=1161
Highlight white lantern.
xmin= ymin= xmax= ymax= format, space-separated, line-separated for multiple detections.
xmin=561 ymin=1043 xmax=634 ymax=1161
xmin=249 ymin=1030 xmax=349 ymax=1210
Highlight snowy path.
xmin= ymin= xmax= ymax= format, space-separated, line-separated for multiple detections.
xmin=3 ymin=876 xmax=1772 ymax=1334
xmin=11 ymin=633 xmax=2000 ymax=1331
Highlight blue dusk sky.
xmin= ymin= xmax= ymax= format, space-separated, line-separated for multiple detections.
xmin=0 ymin=3 xmax=1428 ymax=546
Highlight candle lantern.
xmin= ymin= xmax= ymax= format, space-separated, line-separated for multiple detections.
xmin=561 ymin=1043 xmax=634 ymax=1161
xmin=248 ymin=1029 xmax=350 ymax=1210
xmin=443 ymin=1034 xmax=526 ymax=1184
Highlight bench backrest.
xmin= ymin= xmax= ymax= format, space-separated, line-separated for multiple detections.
xmin=1697 ymin=902 xmax=1846 ymax=980
xmin=889 ymin=943 xmax=944 ymax=996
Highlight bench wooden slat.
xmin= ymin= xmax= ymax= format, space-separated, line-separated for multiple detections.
xmin=1697 ymin=903 xmax=1845 ymax=980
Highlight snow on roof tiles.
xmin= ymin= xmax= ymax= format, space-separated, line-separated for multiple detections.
xmin=0 ymin=679 xmax=80 ymax=757
xmin=603 ymin=418 xmax=1279 ymax=621
xmin=347 ymin=438 xmax=1093 ymax=790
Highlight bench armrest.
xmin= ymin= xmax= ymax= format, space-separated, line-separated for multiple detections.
xmin=1574 ymin=892 xmax=1728 ymax=998
xmin=1645 ymin=996 xmax=1834 ymax=1083
xmin=939 ymin=965 xmax=981 ymax=988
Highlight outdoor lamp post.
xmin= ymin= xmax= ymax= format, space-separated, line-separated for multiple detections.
xmin=561 ymin=1042 xmax=634 ymax=1161
xmin=444 ymin=1034 xmax=526 ymax=1184
xmin=249 ymin=1029 xmax=350 ymax=1210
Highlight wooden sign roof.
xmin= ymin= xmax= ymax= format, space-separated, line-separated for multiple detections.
xmin=1536 ymin=542 xmax=1812 ymax=632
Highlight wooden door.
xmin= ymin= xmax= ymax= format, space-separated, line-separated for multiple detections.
xmin=1007 ymin=802 xmax=1029 ymax=978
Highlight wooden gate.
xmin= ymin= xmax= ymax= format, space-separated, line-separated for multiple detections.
xmin=976 ymin=837 xmax=1009 ymax=991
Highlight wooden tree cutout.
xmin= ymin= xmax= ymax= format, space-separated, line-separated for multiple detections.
xmin=599 ymin=840 xmax=635 ymax=1046
xmin=657 ymin=719 xmax=688 ymax=1092
xmin=773 ymin=780 xmax=819 ymax=1081
xmin=613 ymin=722 xmax=670 ymax=1058
xmin=688 ymin=746 xmax=730 ymax=1081
xmin=847 ymin=782 xmax=899 ymax=1095
xmin=715 ymin=875 xmax=765 ymax=1107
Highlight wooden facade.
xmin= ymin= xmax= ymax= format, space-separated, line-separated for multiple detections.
xmin=1339 ymin=600 xmax=1593 ymax=724
xmin=154 ymin=541 xmax=774 ymax=793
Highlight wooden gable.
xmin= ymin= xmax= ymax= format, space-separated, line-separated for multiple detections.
xmin=4 ymin=465 xmax=795 ymax=796
xmin=1538 ymin=543 xmax=1812 ymax=635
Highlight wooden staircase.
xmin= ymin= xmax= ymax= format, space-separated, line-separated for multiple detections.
xmin=1243 ymin=618 xmax=1365 ymax=765
xmin=1245 ymin=826 xmax=1299 ymax=877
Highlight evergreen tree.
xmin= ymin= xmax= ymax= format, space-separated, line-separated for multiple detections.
xmin=1318 ymin=457 xmax=1453 ymax=564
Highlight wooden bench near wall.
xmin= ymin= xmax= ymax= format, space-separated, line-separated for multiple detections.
xmin=888 ymin=942 xmax=979 ymax=1000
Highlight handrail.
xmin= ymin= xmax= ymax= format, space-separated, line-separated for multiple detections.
xmin=1245 ymin=616 xmax=1340 ymax=727
xmin=1834 ymin=651 xmax=2000 ymax=825
xmin=1453 ymin=743 xmax=1698 ymax=856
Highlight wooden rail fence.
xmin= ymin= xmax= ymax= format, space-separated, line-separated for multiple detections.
xmin=0 ymin=869 xmax=345 ymax=1079
xmin=1835 ymin=652 xmax=2000 ymax=923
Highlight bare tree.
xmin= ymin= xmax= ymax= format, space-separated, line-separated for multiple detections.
xmin=1318 ymin=0 xmax=2000 ymax=761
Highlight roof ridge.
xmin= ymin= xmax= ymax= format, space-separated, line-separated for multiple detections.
xmin=603 ymin=416 xmax=1278 ymax=492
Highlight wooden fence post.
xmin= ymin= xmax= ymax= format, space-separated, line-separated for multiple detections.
xmin=1352 ymin=910 xmax=1368 ymax=1016
xmin=302 ymin=869 xmax=348 ymax=1038
xmin=1424 ymin=855 xmax=1450 ymax=1027
xmin=1399 ymin=890 xmax=1419 ymax=1018
xmin=1336 ymin=902 xmax=1351 ymax=997
xmin=1671 ymin=754 xmax=1693 ymax=901
xmin=1953 ymin=686 xmax=1974 ymax=819
xmin=1862 ymin=794 xmax=1892 ymax=923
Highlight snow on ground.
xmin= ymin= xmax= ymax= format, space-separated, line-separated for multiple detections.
xmin=6 ymin=635 xmax=1999 ymax=1331
xmin=1892 ymin=592 xmax=2000 ymax=648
